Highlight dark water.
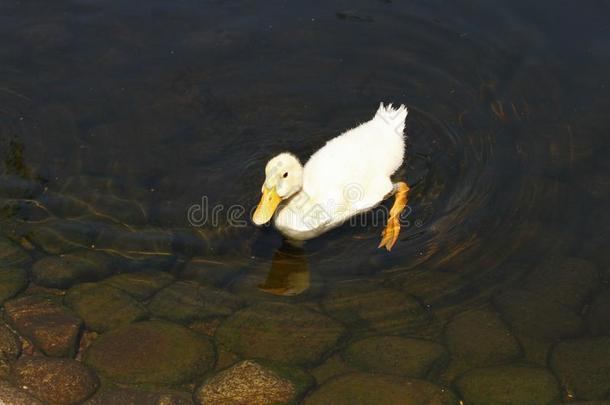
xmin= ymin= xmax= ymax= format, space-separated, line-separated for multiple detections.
xmin=1 ymin=0 xmax=610 ymax=403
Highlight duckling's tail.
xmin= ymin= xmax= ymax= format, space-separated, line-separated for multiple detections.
xmin=376 ymin=103 xmax=408 ymax=138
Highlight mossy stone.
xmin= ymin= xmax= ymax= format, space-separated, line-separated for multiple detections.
xmin=148 ymin=281 xmax=243 ymax=324
xmin=455 ymin=365 xmax=560 ymax=405
xmin=22 ymin=220 xmax=95 ymax=254
xmin=65 ymin=283 xmax=148 ymax=332
xmin=443 ymin=309 xmax=521 ymax=379
xmin=0 ymin=322 xmax=21 ymax=378
xmin=216 ymin=302 xmax=346 ymax=366
xmin=102 ymin=271 xmax=174 ymax=301
xmin=84 ymin=320 xmax=215 ymax=385
xmin=0 ymin=238 xmax=29 ymax=268
xmin=0 ymin=267 xmax=27 ymax=303
xmin=550 ymin=337 xmax=610 ymax=400
xmin=303 ymin=373 xmax=457 ymax=405
xmin=32 ymin=251 xmax=114 ymax=289
xmin=343 ymin=336 xmax=447 ymax=378
xmin=322 ymin=282 xmax=429 ymax=336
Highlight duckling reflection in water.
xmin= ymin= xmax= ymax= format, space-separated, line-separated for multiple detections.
xmin=252 ymin=103 xmax=410 ymax=251
xmin=258 ymin=242 xmax=309 ymax=296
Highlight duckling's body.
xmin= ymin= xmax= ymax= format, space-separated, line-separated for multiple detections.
xmin=253 ymin=103 xmax=410 ymax=250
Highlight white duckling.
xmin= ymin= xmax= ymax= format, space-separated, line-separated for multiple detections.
xmin=253 ymin=103 xmax=410 ymax=251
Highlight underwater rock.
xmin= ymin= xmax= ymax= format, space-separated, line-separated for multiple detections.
xmin=455 ymin=365 xmax=560 ymax=405
xmin=216 ymin=302 xmax=346 ymax=366
xmin=343 ymin=336 xmax=447 ymax=378
xmin=0 ymin=380 xmax=44 ymax=405
xmin=31 ymin=250 xmax=114 ymax=289
xmin=102 ymin=270 xmax=174 ymax=301
xmin=148 ymin=281 xmax=243 ymax=324
xmin=181 ymin=258 xmax=243 ymax=287
xmin=0 ymin=175 xmax=42 ymax=199
xmin=550 ymin=336 xmax=610 ymax=400
xmin=0 ymin=322 xmax=21 ymax=378
xmin=38 ymin=191 xmax=91 ymax=219
xmin=0 ymin=237 xmax=30 ymax=268
xmin=493 ymin=289 xmax=585 ymax=340
xmin=443 ymin=309 xmax=521 ymax=380
xmin=309 ymin=354 xmax=355 ymax=385
xmin=84 ymin=320 xmax=215 ymax=385
xmin=95 ymin=227 xmax=173 ymax=255
xmin=13 ymin=357 xmax=99 ymax=404
xmin=65 ymin=283 xmax=148 ymax=332
xmin=0 ymin=198 xmax=50 ymax=222
xmin=321 ymin=282 xmax=429 ymax=336
xmin=21 ymin=220 xmax=96 ymax=254
xmin=0 ymin=266 xmax=27 ymax=303
xmin=524 ymin=257 xmax=599 ymax=310
xmin=195 ymin=360 xmax=312 ymax=405
xmin=303 ymin=373 xmax=457 ymax=404
xmin=4 ymin=294 xmax=82 ymax=357
xmin=84 ymin=387 xmax=194 ymax=405
xmin=587 ymin=290 xmax=610 ymax=336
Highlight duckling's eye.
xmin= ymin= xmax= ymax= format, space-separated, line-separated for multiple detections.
xmin=283 ymin=172 xmax=288 ymax=178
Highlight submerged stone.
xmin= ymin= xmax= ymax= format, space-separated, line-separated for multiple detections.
xmin=524 ymin=257 xmax=599 ymax=310
xmin=216 ymin=302 xmax=346 ymax=366
xmin=0 ymin=266 xmax=27 ymax=303
xmin=31 ymin=250 xmax=114 ymax=289
xmin=0 ymin=237 xmax=30 ymax=268
xmin=455 ymin=365 xmax=560 ymax=405
xmin=0 ymin=175 xmax=42 ymax=198
xmin=13 ymin=357 xmax=99 ymax=404
xmin=309 ymin=354 xmax=355 ymax=385
xmin=65 ymin=283 xmax=148 ymax=332
xmin=322 ymin=282 xmax=429 ymax=336
xmin=148 ymin=281 xmax=243 ymax=323
xmin=84 ymin=387 xmax=194 ymax=405
xmin=587 ymin=290 xmax=610 ymax=336
xmin=303 ymin=373 xmax=457 ymax=404
xmin=4 ymin=294 xmax=82 ymax=357
xmin=181 ymin=258 xmax=243 ymax=287
xmin=84 ymin=320 xmax=215 ymax=385
xmin=0 ymin=322 xmax=21 ymax=378
xmin=21 ymin=220 xmax=95 ymax=254
xmin=0 ymin=380 xmax=44 ymax=405
xmin=493 ymin=289 xmax=585 ymax=340
xmin=343 ymin=336 xmax=447 ymax=378
xmin=550 ymin=336 xmax=610 ymax=400
xmin=443 ymin=309 xmax=521 ymax=379
xmin=195 ymin=360 xmax=310 ymax=405
xmin=102 ymin=270 xmax=174 ymax=300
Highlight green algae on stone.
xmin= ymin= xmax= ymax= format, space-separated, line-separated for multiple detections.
xmin=550 ymin=336 xmax=610 ymax=400
xmin=0 ymin=322 xmax=21 ymax=379
xmin=0 ymin=267 xmax=27 ymax=303
xmin=102 ymin=271 xmax=174 ymax=301
xmin=0 ymin=237 xmax=29 ymax=268
xmin=303 ymin=373 xmax=457 ymax=405
xmin=65 ymin=283 xmax=148 ymax=332
xmin=321 ymin=282 xmax=429 ymax=336
xmin=148 ymin=281 xmax=243 ymax=324
xmin=343 ymin=336 xmax=447 ymax=378
xmin=196 ymin=360 xmax=313 ymax=405
xmin=32 ymin=250 xmax=114 ymax=289
xmin=309 ymin=354 xmax=355 ymax=385
xmin=84 ymin=320 xmax=215 ymax=385
xmin=13 ymin=357 xmax=99 ymax=405
xmin=3 ymin=294 xmax=83 ymax=357
xmin=455 ymin=365 xmax=560 ymax=405
xmin=216 ymin=302 xmax=346 ymax=366
xmin=443 ymin=308 xmax=521 ymax=380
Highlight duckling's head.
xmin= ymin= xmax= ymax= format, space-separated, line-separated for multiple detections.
xmin=253 ymin=152 xmax=303 ymax=225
